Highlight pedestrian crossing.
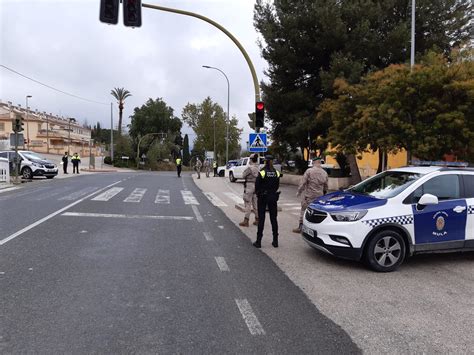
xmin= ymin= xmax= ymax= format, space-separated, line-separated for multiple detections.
xmin=4 ymin=183 xmax=301 ymax=213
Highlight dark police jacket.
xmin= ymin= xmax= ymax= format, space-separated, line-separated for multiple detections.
xmin=255 ymin=166 xmax=280 ymax=198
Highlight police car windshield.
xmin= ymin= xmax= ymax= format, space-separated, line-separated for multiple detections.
xmin=348 ymin=171 xmax=421 ymax=199
xmin=22 ymin=152 xmax=45 ymax=161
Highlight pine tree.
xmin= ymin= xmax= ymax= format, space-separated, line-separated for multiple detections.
xmin=183 ymin=134 xmax=190 ymax=166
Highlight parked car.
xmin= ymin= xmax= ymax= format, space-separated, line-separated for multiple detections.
xmin=302 ymin=166 xmax=474 ymax=272
xmin=228 ymin=156 xmax=282 ymax=182
xmin=0 ymin=150 xmax=58 ymax=179
xmin=217 ymin=160 xmax=239 ymax=177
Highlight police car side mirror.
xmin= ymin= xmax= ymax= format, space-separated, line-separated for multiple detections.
xmin=418 ymin=193 xmax=438 ymax=207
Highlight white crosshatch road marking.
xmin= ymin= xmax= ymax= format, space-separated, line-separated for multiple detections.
xmin=181 ymin=190 xmax=199 ymax=205
xmin=235 ymin=299 xmax=265 ymax=335
xmin=91 ymin=187 xmax=124 ymax=201
xmin=224 ymin=192 xmax=243 ymax=204
xmin=204 ymin=192 xmax=228 ymax=207
xmin=155 ymin=189 xmax=170 ymax=204
xmin=58 ymin=186 xmax=98 ymax=201
xmin=124 ymin=188 xmax=147 ymax=203
xmin=61 ymin=212 xmax=194 ymax=221
xmin=215 ymin=257 xmax=230 ymax=272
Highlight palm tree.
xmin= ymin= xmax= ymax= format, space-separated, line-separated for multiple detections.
xmin=111 ymin=87 xmax=132 ymax=136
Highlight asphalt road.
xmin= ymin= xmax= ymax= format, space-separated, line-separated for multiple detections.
xmin=0 ymin=172 xmax=359 ymax=353
xmin=194 ymin=174 xmax=474 ymax=354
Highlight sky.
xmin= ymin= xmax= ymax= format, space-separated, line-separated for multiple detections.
xmin=0 ymin=0 xmax=268 ymax=147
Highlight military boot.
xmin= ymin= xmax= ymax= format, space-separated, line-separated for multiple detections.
xmin=239 ymin=218 xmax=250 ymax=227
xmin=292 ymin=224 xmax=302 ymax=233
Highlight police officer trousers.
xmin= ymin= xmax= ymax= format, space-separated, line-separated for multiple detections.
xmin=256 ymin=193 xmax=278 ymax=242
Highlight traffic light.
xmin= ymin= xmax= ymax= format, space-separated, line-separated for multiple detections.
xmin=248 ymin=113 xmax=255 ymax=130
xmin=255 ymin=101 xmax=265 ymax=128
xmin=18 ymin=116 xmax=24 ymax=132
xmin=99 ymin=0 xmax=119 ymax=25
xmin=123 ymin=0 xmax=142 ymax=27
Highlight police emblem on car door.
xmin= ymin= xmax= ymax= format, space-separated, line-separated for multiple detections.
xmin=411 ymin=175 xmax=467 ymax=244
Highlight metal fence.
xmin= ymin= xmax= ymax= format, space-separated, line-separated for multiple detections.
xmin=0 ymin=157 xmax=10 ymax=184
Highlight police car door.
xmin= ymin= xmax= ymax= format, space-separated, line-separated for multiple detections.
xmin=411 ymin=174 xmax=467 ymax=247
xmin=461 ymin=174 xmax=474 ymax=248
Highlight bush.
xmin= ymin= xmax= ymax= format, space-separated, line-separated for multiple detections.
xmin=104 ymin=156 xmax=112 ymax=165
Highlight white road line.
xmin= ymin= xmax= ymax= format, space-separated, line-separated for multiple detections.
xmin=291 ymin=213 xmax=299 ymax=216
xmin=192 ymin=205 xmax=203 ymax=223
xmin=280 ymin=203 xmax=301 ymax=207
xmin=61 ymin=212 xmax=193 ymax=220
xmin=203 ymin=232 xmax=213 ymax=241
xmin=0 ymin=180 xmax=123 ymax=246
xmin=286 ymin=206 xmax=301 ymax=211
xmin=0 ymin=186 xmax=19 ymax=194
xmin=58 ymin=186 xmax=98 ymax=201
xmin=155 ymin=189 xmax=170 ymax=204
xmin=181 ymin=190 xmax=199 ymax=205
xmin=124 ymin=188 xmax=147 ymax=203
xmin=215 ymin=257 xmax=230 ymax=272
xmin=235 ymin=299 xmax=265 ymax=336
xmin=91 ymin=187 xmax=124 ymax=201
xmin=224 ymin=192 xmax=243 ymax=204
xmin=204 ymin=192 xmax=228 ymax=207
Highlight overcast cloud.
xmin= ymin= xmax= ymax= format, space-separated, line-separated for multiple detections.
xmin=0 ymin=0 xmax=268 ymax=145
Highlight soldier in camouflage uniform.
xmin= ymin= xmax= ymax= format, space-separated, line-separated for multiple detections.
xmin=239 ymin=154 xmax=260 ymax=227
xmin=293 ymin=157 xmax=328 ymax=233
xmin=195 ymin=157 xmax=202 ymax=179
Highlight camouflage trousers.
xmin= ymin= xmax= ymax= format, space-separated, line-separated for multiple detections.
xmin=299 ymin=195 xmax=319 ymax=224
xmin=243 ymin=184 xmax=258 ymax=219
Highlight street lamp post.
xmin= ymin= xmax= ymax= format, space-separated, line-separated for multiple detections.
xmin=25 ymin=95 xmax=32 ymax=149
xmin=202 ymin=65 xmax=230 ymax=165
xmin=44 ymin=112 xmax=49 ymax=154
xmin=410 ymin=0 xmax=416 ymax=69
xmin=67 ymin=117 xmax=76 ymax=155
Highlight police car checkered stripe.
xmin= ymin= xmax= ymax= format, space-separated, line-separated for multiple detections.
xmin=362 ymin=215 xmax=413 ymax=228
xmin=468 ymin=205 xmax=474 ymax=214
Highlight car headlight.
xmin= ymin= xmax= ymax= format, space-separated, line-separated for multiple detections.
xmin=330 ymin=210 xmax=367 ymax=222
xmin=32 ymin=162 xmax=44 ymax=168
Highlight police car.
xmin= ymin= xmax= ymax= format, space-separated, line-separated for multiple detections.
xmin=301 ymin=166 xmax=474 ymax=272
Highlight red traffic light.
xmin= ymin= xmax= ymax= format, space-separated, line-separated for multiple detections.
xmin=256 ymin=102 xmax=264 ymax=110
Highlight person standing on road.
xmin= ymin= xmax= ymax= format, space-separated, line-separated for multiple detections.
xmin=195 ymin=157 xmax=202 ymax=179
xmin=254 ymin=155 xmax=281 ymax=248
xmin=71 ymin=153 xmax=81 ymax=174
xmin=239 ymin=154 xmax=260 ymax=227
xmin=293 ymin=157 xmax=328 ymax=233
xmin=62 ymin=152 xmax=69 ymax=174
xmin=176 ymin=156 xmax=182 ymax=178
xmin=204 ymin=159 xmax=211 ymax=178
xmin=213 ymin=160 xmax=218 ymax=177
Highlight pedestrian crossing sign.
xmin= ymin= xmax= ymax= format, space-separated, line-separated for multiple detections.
xmin=249 ymin=133 xmax=267 ymax=153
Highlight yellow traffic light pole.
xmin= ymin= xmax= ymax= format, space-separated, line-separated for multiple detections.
xmin=142 ymin=2 xmax=261 ymax=107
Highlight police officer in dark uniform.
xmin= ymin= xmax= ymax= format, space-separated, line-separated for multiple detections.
xmin=253 ymin=155 xmax=281 ymax=248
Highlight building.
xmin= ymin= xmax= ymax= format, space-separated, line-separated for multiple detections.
xmin=0 ymin=101 xmax=102 ymax=157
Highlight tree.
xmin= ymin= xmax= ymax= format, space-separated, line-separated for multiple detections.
xmin=182 ymin=134 xmax=190 ymax=166
xmin=111 ymin=87 xmax=132 ymax=136
xmin=128 ymin=98 xmax=182 ymax=160
xmin=182 ymin=97 xmax=242 ymax=165
xmin=319 ymin=50 xmax=474 ymax=165
xmin=254 ymin=0 xmax=473 ymax=176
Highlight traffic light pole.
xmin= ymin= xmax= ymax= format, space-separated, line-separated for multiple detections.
xmin=141 ymin=3 xmax=261 ymax=105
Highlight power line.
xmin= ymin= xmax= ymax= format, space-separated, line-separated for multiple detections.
xmin=0 ymin=64 xmax=109 ymax=106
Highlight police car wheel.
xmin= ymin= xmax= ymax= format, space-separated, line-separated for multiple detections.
xmin=365 ymin=230 xmax=406 ymax=272
xmin=22 ymin=167 xmax=33 ymax=180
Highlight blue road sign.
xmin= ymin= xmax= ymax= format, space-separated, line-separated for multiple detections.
xmin=249 ymin=133 xmax=267 ymax=153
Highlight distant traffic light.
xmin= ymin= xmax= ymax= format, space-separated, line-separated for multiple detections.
xmin=255 ymin=101 xmax=264 ymax=128
xmin=99 ymin=0 xmax=119 ymax=25
xmin=18 ymin=116 xmax=24 ymax=132
xmin=123 ymin=0 xmax=142 ymax=27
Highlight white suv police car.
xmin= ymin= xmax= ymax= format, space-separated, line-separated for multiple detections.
xmin=0 ymin=150 xmax=58 ymax=179
xmin=302 ymin=166 xmax=474 ymax=272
